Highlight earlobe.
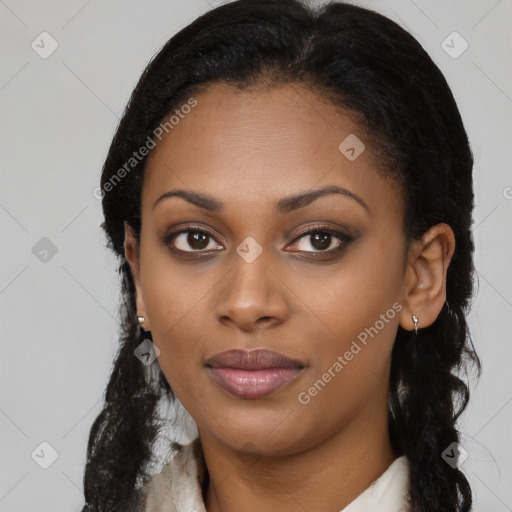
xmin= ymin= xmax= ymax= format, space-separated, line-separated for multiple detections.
xmin=399 ymin=223 xmax=455 ymax=332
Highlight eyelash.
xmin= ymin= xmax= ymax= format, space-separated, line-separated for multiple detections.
xmin=161 ymin=224 xmax=354 ymax=258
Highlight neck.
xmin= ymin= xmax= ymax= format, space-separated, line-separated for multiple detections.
xmin=201 ymin=410 xmax=396 ymax=512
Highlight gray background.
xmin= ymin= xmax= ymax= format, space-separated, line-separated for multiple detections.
xmin=1 ymin=0 xmax=511 ymax=510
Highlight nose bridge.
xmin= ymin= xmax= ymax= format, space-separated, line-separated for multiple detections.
xmin=216 ymin=238 xmax=289 ymax=329
xmin=230 ymin=241 xmax=273 ymax=307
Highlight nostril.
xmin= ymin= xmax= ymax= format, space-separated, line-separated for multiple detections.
xmin=257 ymin=316 xmax=274 ymax=325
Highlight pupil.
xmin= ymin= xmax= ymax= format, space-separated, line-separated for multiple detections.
xmin=189 ymin=232 xmax=208 ymax=249
xmin=312 ymin=233 xmax=330 ymax=250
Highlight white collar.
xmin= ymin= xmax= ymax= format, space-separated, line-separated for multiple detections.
xmin=134 ymin=394 xmax=411 ymax=511
xmin=340 ymin=455 xmax=410 ymax=511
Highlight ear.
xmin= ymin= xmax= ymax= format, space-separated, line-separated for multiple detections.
xmin=399 ymin=223 xmax=455 ymax=332
xmin=124 ymin=222 xmax=150 ymax=330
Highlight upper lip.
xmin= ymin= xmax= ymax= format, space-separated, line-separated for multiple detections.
xmin=206 ymin=349 xmax=304 ymax=370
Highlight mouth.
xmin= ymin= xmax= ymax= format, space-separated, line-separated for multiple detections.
xmin=205 ymin=349 xmax=305 ymax=399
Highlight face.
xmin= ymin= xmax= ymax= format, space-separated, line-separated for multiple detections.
xmin=127 ymin=82 xmax=410 ymax=456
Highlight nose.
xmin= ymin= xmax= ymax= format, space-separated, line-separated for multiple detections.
xmin=215 ymin=250 xmax=290 ymax=332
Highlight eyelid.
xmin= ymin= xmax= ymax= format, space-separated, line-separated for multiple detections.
xmin=289 ymin=225 xmax=352 ymax=243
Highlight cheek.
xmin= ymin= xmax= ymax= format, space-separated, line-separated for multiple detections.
xmin=140 ymin=236 xmax=216 ymax=324
xmin=304 ymin=236 xmax=404 ymax=345
xmin=139 ymin=254 xmax=217 ymax=376
xmin=293 ymin=239 xmax=404 ymax=416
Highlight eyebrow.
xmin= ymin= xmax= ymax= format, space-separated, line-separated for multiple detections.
xmin=152 ymin=184 xmax=369 ymax=214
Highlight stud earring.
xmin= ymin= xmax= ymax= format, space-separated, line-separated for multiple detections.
xmin=137 ymin=315 xmax=151 ymax=332
xmin=412 ymin=314 xmax=419 ymax=335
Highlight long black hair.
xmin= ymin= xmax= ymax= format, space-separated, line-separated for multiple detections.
xmin=81 ymin=1 xmax=481 ymax=510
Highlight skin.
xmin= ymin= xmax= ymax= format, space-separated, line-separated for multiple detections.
xmin=124 ymin=82 xmax=455 ymax=511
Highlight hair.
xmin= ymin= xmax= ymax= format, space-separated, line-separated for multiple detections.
xmin=81 ymin=1 xmax=481 ymax=510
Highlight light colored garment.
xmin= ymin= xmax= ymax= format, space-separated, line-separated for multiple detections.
xmin=134 ymin=438 xmax=412 ymax=512
xmin=341 ymin=455 xmax=411 ymax=512
xmin=136 ymin=439 xmax=206 ymax=512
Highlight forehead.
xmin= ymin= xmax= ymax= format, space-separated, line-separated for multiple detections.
xmin=142 ymin=82 xmax=401 ymax=218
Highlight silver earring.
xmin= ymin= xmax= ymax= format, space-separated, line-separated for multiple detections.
xmin=412 ymin=314 xmax=419 ymax=335
xmin=137 ymin=315 xmax=150 ymax=331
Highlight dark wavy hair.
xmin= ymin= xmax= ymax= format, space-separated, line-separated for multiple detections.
xmin=81 ymin=1 xmax=481 ymax=510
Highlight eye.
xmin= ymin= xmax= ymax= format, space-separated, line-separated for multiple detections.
xmin=287 ymin=226 xmax=352 ymax=254
xmin=161 ymin=224 xmax=354 ymax=257
xmin=163 ymin=227 xmax=223 ymax=253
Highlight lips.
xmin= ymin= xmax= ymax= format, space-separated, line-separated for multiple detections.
xmin=205 ymin=349 xmax=305 ymax=399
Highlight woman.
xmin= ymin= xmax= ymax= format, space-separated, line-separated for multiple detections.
xmin=81 ymin=0 xmax=480 ymax=510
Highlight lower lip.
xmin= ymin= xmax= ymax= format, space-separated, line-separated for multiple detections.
xmin=207 ymin=367 xmax=303 ymax=399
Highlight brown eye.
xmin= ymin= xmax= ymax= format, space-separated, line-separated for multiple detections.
xmin=294 ymin=231 xmax=338 ymax=252
xmin=166 ymin=228 xmax=223 ymax=252
xmin=287 ymin=227 xmax=353 ymax=254
xmin=309 ymin=232 xmax=332 ymax=251
xmin=186 ymin=232 xmax=209 ymax=250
